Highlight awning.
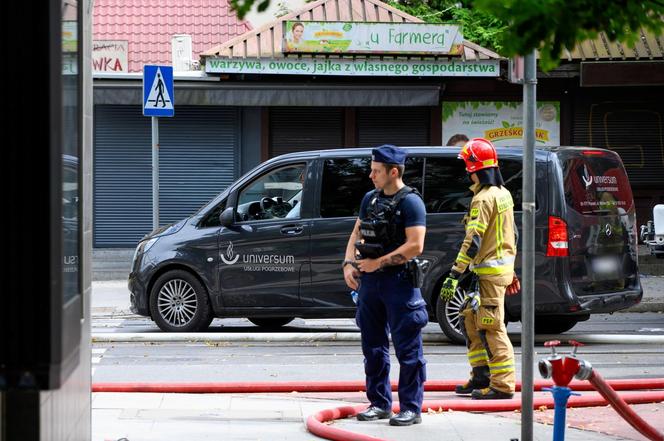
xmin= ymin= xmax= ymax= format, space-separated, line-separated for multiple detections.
xmin=93 ymin=81 xmax=442 ymax=107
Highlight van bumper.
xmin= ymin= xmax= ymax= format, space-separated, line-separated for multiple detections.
xmin=575 ymin=287 xmax=643 ymax=314
xmin=128 ymin=271 xmax=151 ymax=317
xmin=571 ymin=275 xmax=643 ymax=315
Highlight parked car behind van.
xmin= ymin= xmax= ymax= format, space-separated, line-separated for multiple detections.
xmin=128 ymin=146 xmax=642 ymax=343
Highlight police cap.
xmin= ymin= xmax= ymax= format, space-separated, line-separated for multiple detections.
xmin=371 ymin=145 xmax=406 ymax=165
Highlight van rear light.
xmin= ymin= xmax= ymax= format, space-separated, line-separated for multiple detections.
xmin=583 ymin=150 xmax=604 ymax=156
xmin=547 ymin=215 xmax=569 ymax=257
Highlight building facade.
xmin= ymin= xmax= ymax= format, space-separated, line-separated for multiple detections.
xmin=93 ymin=0 xmax=664 ymax=248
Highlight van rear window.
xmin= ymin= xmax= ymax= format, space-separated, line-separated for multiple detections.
xmin=562 ymin=152 xmax=634 ymax=215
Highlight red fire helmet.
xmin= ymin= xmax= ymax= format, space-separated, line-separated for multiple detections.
xmin=458 ymin=138 xmax=499 ymax=173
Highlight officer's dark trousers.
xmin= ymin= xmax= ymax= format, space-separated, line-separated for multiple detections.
xmin=356 ymin=270 xmax=428 ymax=413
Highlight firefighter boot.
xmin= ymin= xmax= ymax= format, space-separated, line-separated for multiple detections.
xmin=455 ymin=365 xmax=490 ymax=395
xmin=471 ymin=387 xmax=514 ymax=400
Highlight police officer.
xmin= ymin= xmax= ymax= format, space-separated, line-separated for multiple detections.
xmin=440 ymin=138 xmax=521 ymax=400
xmin=343 ymin=145 xmax=427 ymax=426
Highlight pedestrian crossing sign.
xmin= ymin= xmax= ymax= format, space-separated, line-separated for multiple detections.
xmin=143 ymin=65 xmax=174 ymax=117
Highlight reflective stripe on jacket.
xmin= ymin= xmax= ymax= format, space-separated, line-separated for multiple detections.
xmin=452 ymin=183 xmax=517 ymax=277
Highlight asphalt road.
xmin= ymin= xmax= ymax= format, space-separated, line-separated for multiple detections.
xmin=91 ymin=312 xmax=664 ymax=384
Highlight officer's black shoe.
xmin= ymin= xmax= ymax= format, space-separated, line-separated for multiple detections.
xmin=389 ymin=410 xmax=422 ymax=426
xmin=455 ymin=365 xmax=490 ymax=394
xmin=356 ymin=406 xmax=392 ymax=421
xmin=471 ymin=387 xmax=514 ymax=400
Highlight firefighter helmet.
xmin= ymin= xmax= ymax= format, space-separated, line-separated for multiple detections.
xmin=459 ymin=138 xmax=499 ymax=173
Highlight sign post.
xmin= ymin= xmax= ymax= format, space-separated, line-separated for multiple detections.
xmin=143 ymin=65 xmax=174 ymax=230
xmin=521 ymin=50 xmax=537 ymax=441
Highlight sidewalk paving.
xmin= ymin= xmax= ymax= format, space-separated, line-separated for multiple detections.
xmin=93 ymin=391 xmax=659 ymax=441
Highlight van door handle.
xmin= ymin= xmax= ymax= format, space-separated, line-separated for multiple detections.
xmin=281 ymin=225 xmax=304 ymax=236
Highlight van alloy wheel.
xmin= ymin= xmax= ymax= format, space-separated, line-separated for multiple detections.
xmin=149 ymin=269 xmax=213 ymax=332
xmin=158 ymin=279 xmax=198 ymax=327
xmin=445 ymin=286 xmax=467 ymax=336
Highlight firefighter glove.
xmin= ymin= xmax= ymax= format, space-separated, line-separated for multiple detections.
xmin=440 ymin=275 xmax=459 ymax=301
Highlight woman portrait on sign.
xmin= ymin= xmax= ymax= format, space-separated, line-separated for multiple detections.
xmin=286 ymin=22 xmax=305 ymax=50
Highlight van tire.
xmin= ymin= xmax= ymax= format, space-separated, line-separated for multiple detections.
xmin=534 ymin=316 xmax=579 ymax=334
xmin=248 ymin=317 xmax=294 ymax=329
xmin=149 ymin=270 xmax=212 ymax=332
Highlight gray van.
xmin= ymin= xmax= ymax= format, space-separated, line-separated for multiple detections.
xmin=128 ymin=146 xmax=642 ymax=343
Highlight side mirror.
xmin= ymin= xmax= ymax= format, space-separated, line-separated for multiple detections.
xmin=219 ymin=207 xmax=235 ymax=227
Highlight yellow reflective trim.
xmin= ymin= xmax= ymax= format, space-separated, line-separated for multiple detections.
xmin=489 ymin=361 xmax=514 ymax=368
xmin=468 ymin=350 xmax=489 ymax=361
xmin=456 ymin=253 xmax=472 ymax=264
xmin=468 ymin=354 xmax=489 ymax=361
xmin=482 ymin=159 xmax=496 ymax=167
xmin=490 ymin=367 xmax=515 ymax=374
xmin=467 ymin=221 xmax=487 ymax=233
xmin=497 ymin=212 xmax=504 ymax=259
xmin=468 ymin=350 xmax=488 ymax=357
xmin=472 ymin=265 xmax=508 ymax=275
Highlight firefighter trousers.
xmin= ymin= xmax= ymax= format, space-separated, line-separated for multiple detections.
xmin=460 ymin=273 xmax=515 ymax=394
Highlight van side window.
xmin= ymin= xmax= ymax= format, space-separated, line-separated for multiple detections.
xmin=403 ymin=157 xmax=424 ymax=195
xmin=424 ymin=158 xmax=472 ymax=213
xmin=320 ymin=158 xmax=372 ymax=218
xmin=500 ymin=159 xmax=524 ymax=209
xmin=424 ymin=158 xmax=524 ymax=213
xmin=236 ymin=163 xmax=306 ymax=222
xmin=199 ymin=200 xmax=226 ymax=228
xmin=320 ymin=157 xmax=423 ymax=218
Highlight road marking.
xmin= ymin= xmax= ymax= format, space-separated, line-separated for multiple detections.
xmin=92 ymin=348 xmax=107 ymax=375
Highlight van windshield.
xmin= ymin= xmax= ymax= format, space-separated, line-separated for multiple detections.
xmin=562 ymin=152 xmax=634 ymax=215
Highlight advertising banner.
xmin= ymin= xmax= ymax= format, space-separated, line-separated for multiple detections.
xmin=442 ymin=101 xmax=560 ymax=146
xmin=282 ymin=21 xmax=463 ymax=55
xmin=93 ymin=40 xmax=128 ymax=73
xmin=206 ymin=57 xmax=499 ymax=77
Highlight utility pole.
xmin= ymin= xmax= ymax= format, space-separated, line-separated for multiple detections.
xmin=521 ymin=49 xmax=537 ymax=441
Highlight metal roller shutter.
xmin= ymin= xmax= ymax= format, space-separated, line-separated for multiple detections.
xmin=269 ymin=107 xmax=344 ymax=157
xmin=94 ymin=105 xmax=238 ymax=247
xmin=572 ymin=98 xmax=664 ymax=187
xmin=357 ymin=107 xmax=430 ymax=147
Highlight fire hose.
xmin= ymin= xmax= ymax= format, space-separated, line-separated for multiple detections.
xmin=93 ymin=377 xmax=664 ymax=441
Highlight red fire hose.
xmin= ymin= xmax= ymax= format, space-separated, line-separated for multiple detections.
xmin=307 ymin=392 xmax=664 ymax=441
xmin=588 ymin=371 xmax=664 ymax=441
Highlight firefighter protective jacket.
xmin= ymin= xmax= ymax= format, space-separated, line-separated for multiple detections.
xmin=452 ymin=183 xmax=517 ymax=277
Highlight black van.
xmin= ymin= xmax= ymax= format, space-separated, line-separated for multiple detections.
xmin=128 ymin=146 xmax=642 ymax=343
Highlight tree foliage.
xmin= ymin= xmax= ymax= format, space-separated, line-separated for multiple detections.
xmin=229 ymin=0 xmax=664 ymax=70
xmin=387 ymin=1 xmax=507 ymax=54
xmin=473 ymin=0 xmax=664 ymax=70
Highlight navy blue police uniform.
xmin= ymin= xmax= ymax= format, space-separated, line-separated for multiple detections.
xmin=356 ymin=146 xmax=428 ymax=415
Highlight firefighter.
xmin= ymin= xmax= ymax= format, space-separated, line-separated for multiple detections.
xmin=440 ymin=138 xmax=521 ymax=400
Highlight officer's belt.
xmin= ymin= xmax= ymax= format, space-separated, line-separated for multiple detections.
xmin=375 ymin=264 xmax=408 ymax=274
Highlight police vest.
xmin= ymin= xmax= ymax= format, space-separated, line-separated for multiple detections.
xmin=359 ymin=186 xmax=420 ymax=255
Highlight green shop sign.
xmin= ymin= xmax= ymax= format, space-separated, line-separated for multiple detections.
xmin=282 ymin=21 xmax=463 ymax=55
xmin=205 ymin=57 xmax=499 ymax=77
